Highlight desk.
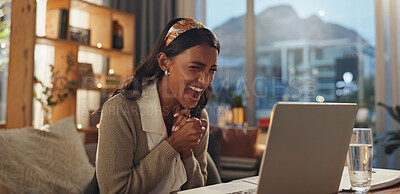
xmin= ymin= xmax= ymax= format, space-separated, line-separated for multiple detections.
xmin=341 ymin=185 xmax=400 ymax=193
xmin=179 ymin=168 xmax=400 ymax=194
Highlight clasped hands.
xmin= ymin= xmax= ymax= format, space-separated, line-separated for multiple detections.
xmin=166 ymin=108 xmax=207 ymax=159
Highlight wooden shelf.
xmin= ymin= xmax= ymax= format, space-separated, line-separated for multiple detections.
xmin=35 ymin=0 xmax=135 ymax=125
xmin=79 ymin=44 xmax=134 ymax=57
xmin=36 ymin=36 xmax=80 ymax=47
xmin=77 ymin=87 xmax=118 ymax=93
xmin=36 ymin=36 xmax=133 ymax=55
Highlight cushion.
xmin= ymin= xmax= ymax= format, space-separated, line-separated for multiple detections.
xmin=0 ymin=116 xmax=94 ymax=193
xmin=221 ymin=127 xmax=260 ymax=159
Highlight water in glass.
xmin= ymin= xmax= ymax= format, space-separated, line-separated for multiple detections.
xmin=347 ymin=128 xmax=373 ymax=192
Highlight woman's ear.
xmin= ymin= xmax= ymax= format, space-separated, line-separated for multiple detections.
xmin=157 ymin=52 xmax=171 ymax=71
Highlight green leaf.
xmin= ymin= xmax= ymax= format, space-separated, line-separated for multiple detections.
xmin=385 ymin=141 xmax=400 ymax=154
xmin=377 ymin=102 xmax=400 ymax=123
xmin=395 ymin=105 xmax=400 ymax=122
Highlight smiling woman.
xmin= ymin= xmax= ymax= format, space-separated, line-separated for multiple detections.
xmin=158 ymin=44 xmax=218 ymax=109
xmin=94 ymin=18 xmax=220 ymax=194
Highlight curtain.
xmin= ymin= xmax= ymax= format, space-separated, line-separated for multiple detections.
xmin=375 ymin=0 xmax=400 ymax=169
xmin=104 ymin=0 xmax=176 ymax=65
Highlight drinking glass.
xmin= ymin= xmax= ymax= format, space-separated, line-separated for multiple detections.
xmin=347 ymin=128 xmax=373 ymax=192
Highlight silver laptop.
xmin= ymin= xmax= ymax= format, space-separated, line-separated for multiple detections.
xmin=256 ymin=102 xmax=358 ymax=194
xmin=178 ymin=102 xmax=358 ymax=194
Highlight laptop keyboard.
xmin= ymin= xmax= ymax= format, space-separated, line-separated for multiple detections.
xmin=230 ymin=188 xmax=257 ymax=194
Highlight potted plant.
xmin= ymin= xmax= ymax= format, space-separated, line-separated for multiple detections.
xmin=33 ymin=52 xmax=78 ymax=124
xmin=231 ymin=94 xmax=244 ymax=125
xmin=375 ymin=102 xmax=400 ymax=154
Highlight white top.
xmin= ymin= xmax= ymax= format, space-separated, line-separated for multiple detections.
xmin=137 ymin=82 xmax=187 ymax=193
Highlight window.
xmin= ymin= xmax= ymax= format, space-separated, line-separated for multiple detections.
xmin=254 ymin=0 xmax=375 ymax=128
xmin=0 ymin=0 xmax=11 ymax=124
xmin=205 ymin=0 xmax=247 ymax=126
xmin=206 ymin=0 xmax=375 ymax=128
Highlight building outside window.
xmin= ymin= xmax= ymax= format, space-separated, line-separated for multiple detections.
xmin=206 ymin=0 xmax=375 ymax=129
xmin=205 ymin=0 xmax=247 ymax=126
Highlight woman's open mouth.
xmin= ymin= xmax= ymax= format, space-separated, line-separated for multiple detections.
xmin=185 ymin=85 xmax=203 ymax=102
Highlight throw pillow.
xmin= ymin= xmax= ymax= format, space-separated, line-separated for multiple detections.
xmin=0 ymin=116 xmax=94 ymax=194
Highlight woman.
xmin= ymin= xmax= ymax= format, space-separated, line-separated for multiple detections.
xmin=96 ymin=18 xmax=220 ymax=193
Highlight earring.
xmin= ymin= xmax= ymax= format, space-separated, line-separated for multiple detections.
xmin=165 ymin=70 xmax=170 ymax=76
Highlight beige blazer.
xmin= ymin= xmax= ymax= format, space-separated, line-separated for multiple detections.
xmin=96 ymin=83 xmax=209 ymax=194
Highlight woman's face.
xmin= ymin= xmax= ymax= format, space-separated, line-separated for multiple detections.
xmin=164 ymin=44 xmax=218 ymax=109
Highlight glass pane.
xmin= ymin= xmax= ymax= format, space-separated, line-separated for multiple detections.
xmin=0 ymin=0 xmax=12 ymax=124
xmin=206 ymin=0 xmax=247 ymax=126
xmin=254 ymin=0 xmax=375 ymax=129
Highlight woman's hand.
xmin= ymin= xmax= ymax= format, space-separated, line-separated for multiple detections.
xmin=178 ymin=117 xmax=208 ymax=159
xmin=166 ymin=108 xmax=207 ymax=159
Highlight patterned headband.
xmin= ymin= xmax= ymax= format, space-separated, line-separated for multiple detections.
xmin=164 ymin=18 xmax=206 ymax=48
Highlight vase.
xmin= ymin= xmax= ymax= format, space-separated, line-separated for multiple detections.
xmin=43 ymin=106 xmax=53 ymax=125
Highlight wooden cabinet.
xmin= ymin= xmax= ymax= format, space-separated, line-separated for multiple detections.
xmin=34 ymin=0 xmax=135 ymax=142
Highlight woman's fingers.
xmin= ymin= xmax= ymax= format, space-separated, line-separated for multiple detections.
xmin=185 ymin=117 xmax=206 ymax=141
xmin=172 ymin=108 xmax=190 ymax=132
xmin=173 ymin=115 xmax=187 ymax=131
xmin=186 ymin=117 xmax=202 ymax=127
xmin=200 ymin=118 xmax=207 ymax=131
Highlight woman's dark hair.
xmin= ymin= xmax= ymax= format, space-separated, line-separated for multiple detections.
xmin=112 ymin=18 xmax=220 ymax=117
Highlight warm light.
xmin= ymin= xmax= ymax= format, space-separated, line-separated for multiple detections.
xmin=96 ymin=124 xmax=100 ymax=128
xmin=77 ymin=124 xmax=83 ymax=129
xmin=97 ymin=83 xmax=103 ymax=88
xmin=97 ymin=43 xmax=102 ymax=48
xmin=316 ymin=95 xmax=325 ymax=103
xmin=318 ymin=10 xmax=326 ymax=17
xmin=108 ymin=69 xmax=115 ymax=75
xmin=0 ymin=43 xmax=6 ymax=48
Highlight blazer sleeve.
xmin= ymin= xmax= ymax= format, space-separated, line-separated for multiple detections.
xmin=96 ymin=98 xmax=180 ymax=194
xmin=181 ymin=109 xmax=210 ymax=189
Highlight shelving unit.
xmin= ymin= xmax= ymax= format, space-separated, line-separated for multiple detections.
xmin=34 ymin=0 xmax=135 ymax=142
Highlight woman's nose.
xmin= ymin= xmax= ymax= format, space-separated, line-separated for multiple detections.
xmin=198 ymin=72 xmax=211 ymax=85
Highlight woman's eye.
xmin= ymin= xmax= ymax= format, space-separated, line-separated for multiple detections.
xmin=210 ymin=69 xmax=218 ymax=72
xmin=189 ymin=66 xmax=201 ymax=69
